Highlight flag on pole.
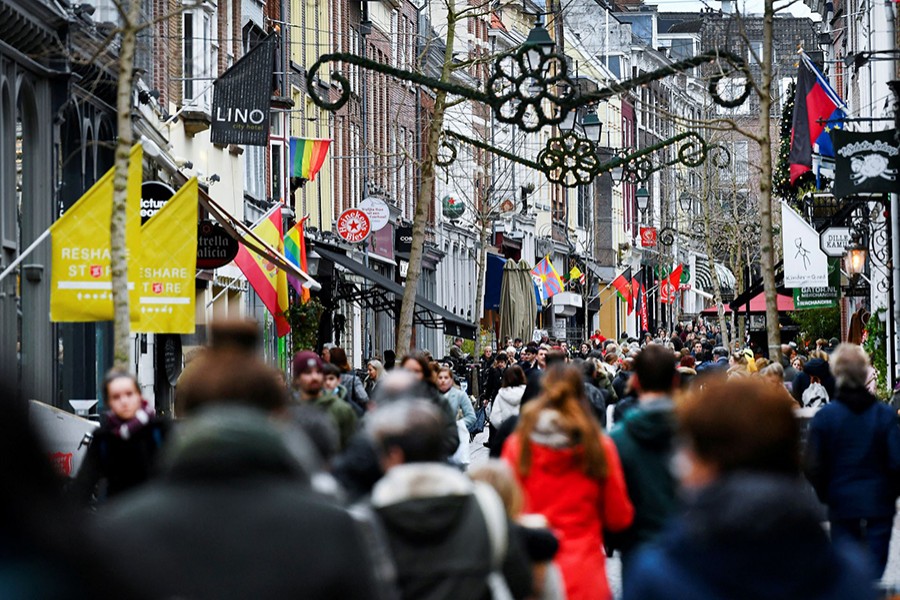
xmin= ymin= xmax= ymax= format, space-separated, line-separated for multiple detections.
xmin=531 ymin=256 xmax=564 ymax=299
xmin=788 ymin=51 xmax=847 ymax=184
xmin=284 ymin=216 xmax=310 ymax=302
xmin=660 ymin=263 xmax=683 ymax=304
xmin=611 ymin=267 xmax=632 ymax=305
xmin=639 ymin=278 xmax=650 ymax=333
xmin=630 ymin=269 xmax=642 ymax=316
xmin=50 ymin=144 xmax=143 ymax=322
xmin=133 ymin=178 xmax=198 ymax=333
xmin=569 ymin=265 xmax=586 ymax=286
xmin=234 ymin=207 xmax=291 ymax=337
xmin=290 ymin=138 xmax=331 ymax=187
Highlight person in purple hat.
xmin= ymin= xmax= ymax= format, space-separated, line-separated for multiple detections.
xmin=292 ymin=350 xmax=358 ymax=450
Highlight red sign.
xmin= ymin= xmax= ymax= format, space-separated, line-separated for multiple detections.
xmin=336 ymin=209 xmax=371 ymax=243
xmin=50 ymin=452 xmax=74 ymax=476
xmin=152 ymin=282 xmax=163 ymax=294
xmin=90 ymin=265 xmax=103 ymax=278
xmin=640 ymin=227 xmax=657 ymax=247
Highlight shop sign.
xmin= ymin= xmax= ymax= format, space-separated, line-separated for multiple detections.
xmin=819 ymin=227 xmax=852 ymax=257
xmin=197 ymin=220 xmax=239 ymax=269
xmin=336 ymin=209 xmax=371 ymax=243
xmin=640 ymin=227 xmax=657 ymax=247
xmin=396 ymin=225 xmax=413 ymax=254
xmin=141 ymin=181 xmax=176 ymax=224
xmin=359 ymin=197 xmax=390 ymax=232
xmin=793 ymin=259 xmax=840 ymax=309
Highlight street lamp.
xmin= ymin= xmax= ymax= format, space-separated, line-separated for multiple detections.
xmin=678 ymin=191 xmax=693 ymax=213
xmin=581 ymin=109 xmax=602 ymax=142
xmin=523 ymin=17 xmax=555 ymax=75
xmin=845 ymin=235 xmax=868 ymax=278
xmin=636 ymin=186 xmax=651 ymax=216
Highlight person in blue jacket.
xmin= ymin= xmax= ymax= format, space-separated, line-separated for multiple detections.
xmin=624 ymin=377 xmax=875 ymax=600
xmin=805 ymin=343 xmax=900 ymax=579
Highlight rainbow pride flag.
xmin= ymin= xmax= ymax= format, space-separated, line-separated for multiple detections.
xmin=290 ymin=138 xmax=331 ymax=183
xmin=284 ymin=216 xmax=310 ymax=302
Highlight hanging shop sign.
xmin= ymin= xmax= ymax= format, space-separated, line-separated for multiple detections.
xmin=197 ymin=220 xmax=239 ymax=269
xmin=793 ymin=258 xmax=840 ymax=310
xmin=336 ymin=208 xmax=371 ymax=243
xmin=359 ymin=197 xmax=390 ymax=232
xmin=395 ymin=224 xmax=413 ymax=254
xmin=210 ymin=33 xmax=277 ymax=147
xmin=819 ymin=227 xmax=852 ymax=257
xmin=442 ymin=195 xmax=465 ymax=219
xmin=781 ymin=202 xmax=828 ymax=288
xmin=141 ymin=181 xmax=176 ymax=224
xmin=832 ymin=129 xmax=900 ymax=198
xmin=640 ymin=227 xmax=657 ymax=247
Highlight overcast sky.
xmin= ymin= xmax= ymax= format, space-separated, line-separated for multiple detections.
xmin=648 ymin=0 xmax=819 ymax=20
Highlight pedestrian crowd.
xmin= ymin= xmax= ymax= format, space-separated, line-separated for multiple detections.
xmin=6 ymin=318 xmax=900 ymax=599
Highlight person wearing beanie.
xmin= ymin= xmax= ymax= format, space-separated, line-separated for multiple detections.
xmin=292 ymin=350 xmax=358 ymax=450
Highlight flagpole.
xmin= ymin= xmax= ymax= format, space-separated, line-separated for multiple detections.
xmin=0 ymin=229 xmax=50 ymax=284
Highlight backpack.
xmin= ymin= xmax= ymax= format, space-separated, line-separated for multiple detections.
xmin=802 ymin=381 xmax=829 ymax=408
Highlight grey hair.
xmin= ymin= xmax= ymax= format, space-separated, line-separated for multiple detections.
xmin=367 ymin=359 xmax=385 ymax=379
xmin=831 ymin=343 xmax=871 ymax=390
xmin=365 ymin=399 xmax=445 ymax=463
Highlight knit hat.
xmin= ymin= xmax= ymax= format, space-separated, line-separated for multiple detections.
xmin=293 ymin=351 xmax=324 ymax=375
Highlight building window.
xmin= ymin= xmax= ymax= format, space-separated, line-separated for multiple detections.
xmin=183 ymin=2 xmax=217 ymax=111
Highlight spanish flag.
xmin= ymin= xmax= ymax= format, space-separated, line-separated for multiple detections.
xmin=290 ymin=138 xmax=331 ymax=183
xmin=50 ymin=144 xmax=143 ymax=322
xmin=234 ymin=207 xmax=291 ymax=337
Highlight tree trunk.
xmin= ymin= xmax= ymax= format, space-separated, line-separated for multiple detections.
xmin=473 ymin=216 xmax=489 ymax=360
xmin=112 ymin=2 xmax=139 ymax=368
xmin=703 ymin=196 xmax=730 ymax=350
xmin=758 ymin=0 xmax=781 ymax=362
xmin=396 ymin=11 xmax=458 ymax=355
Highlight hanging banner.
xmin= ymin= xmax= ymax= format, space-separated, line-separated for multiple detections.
xmin=50 ymin=145 xmax=143 ymax=322
xmin=781 ymin=202 xmax=828 ymax=289
xmin=793 ymin=258 xmax=840 ymax=310
xmin=640 ymin=227 xmax=657 ymax=247
xmin=832 ymin=129 xmax=900 ymax=198
xmin=210 ymin=33 xmax=277 ymax=147
xmin=133 ymin=178 xmax=199 ymax=334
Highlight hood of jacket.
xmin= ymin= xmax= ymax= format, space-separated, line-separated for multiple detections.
xmin=623 ymin=398 xmax=675 ymax=450
xmin=835 ymin=387 xmax=878 ymax=414
xmin=520 ymin=409 xmax=593 ymax=476
xmin=160 ymin=406 xmax=310 ymax=483
xmin=496 ymin=385 xmax=526 ymax=407
xmin=371 ymin=463 xmax=475 ymax=542
xmin=664 ymin=473 xmax=848 ymax=600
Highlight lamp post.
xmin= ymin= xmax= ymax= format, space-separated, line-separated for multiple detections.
xmin=845 ymin=234 xmax=868 ymax=281
xmin=522 ymin=17 xmax=555 ymax=76
xmin=636 ymin=186 xmax=651 ymax=217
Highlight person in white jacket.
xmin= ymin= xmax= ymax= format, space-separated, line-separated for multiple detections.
xmin=491 ymin=365 xmax=527 ymax=427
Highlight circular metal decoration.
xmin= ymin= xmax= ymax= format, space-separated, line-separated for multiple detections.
xmin=486 ymin=46 xmax=576 ymax=133
xmin=658 ymin=227 xmax=677 ymax=247
xmin=435 ymin=138 xmax=458 ymax=168
xmin=708 ymin=53 xmax=753 ymax=109
xmin=677 ymin=134 xmax=708 ymax=168
xmin=536 ymin=132 xmax=601 ymax=187
xmin=709 ymin=144 xmax=732 ymax=169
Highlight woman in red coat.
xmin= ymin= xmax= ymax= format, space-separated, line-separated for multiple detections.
xmin=502 ymin=364 xmax=633 ymax=600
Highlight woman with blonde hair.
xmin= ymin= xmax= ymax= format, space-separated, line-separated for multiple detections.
xmin=502 ymin=364 xmax=633 ymax=600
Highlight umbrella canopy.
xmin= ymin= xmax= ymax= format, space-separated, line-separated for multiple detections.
xmin=500 ymin=260 xmax=537 ymax=343
xmin=701 ymin=292 xmax=795 ymax=315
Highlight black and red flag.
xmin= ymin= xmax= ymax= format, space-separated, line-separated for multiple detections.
xmin=788 ymin=51 xmax=846 ymax=184
xmin=611 ymin=267 xmax=632 ymax=309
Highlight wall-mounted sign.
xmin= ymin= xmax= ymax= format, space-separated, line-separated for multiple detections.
xmin=640 ymin=227 xmax=657 ymax=247
xmin=819 ymin=226 xmax=852 ymax=257
xmin=832 ymin=128 xmax=900 ymax=198
xmin=141 ymin=181 xmax=176 ymax=224
xmin=336 ymin=208 xmax=371 ymax=243
xmin=396 ymin=224 xmax=413 ymax=254
xmin=442 ymin=195 xmax=465 ymax=219
xmin=197 ymin=220 xmax=239 ymax=269
xmin=359 ymin=197 xmax=390 ymax=232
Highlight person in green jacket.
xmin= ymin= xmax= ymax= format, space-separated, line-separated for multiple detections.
xmin=608 ymin=344 xmax=678 ymax=587
xmin=292 ymin=350 xmax=358 ymax=451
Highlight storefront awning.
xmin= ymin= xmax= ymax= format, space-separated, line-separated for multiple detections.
xmin=316 ymin=247 xmax=477 ymax=339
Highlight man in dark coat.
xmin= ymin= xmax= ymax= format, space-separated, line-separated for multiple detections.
xmin=696 ymin=346 xmax=729 ymax=374
xmin=609 ymin=344 xmax=678 ymax=580
xmin=805 ymin=344 xmax=900 ymax=579
xmin=367 ymin=400 xmax=532 ymax=600
xmin=93 ymin=347 xmax=388 ymax=600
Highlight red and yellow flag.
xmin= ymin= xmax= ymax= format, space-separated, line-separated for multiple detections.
xmin=234 ymin=208 xmax=291 ymax=337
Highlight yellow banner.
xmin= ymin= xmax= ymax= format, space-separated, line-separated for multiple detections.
xmin=132 ymin=178 xmax=198 ymax=334
xmin=50 ymin=145 xmax=143 ymax=322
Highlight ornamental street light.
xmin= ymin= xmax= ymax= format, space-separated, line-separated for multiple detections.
xmin=581 ymin=109 xmax=602 ymax=142
xmin=845 ymin=235 xmax=868 ymax=278
xmin=678 ymin=191 xmax=693 ymax=213
xmin=636 ymin=187 xmax=651 ymax=216
xmin=522 ymin=18 xmax=555 ymax=75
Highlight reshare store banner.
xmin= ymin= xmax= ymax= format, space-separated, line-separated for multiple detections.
xmin=210 ymin=33 xmax=277 ymax=147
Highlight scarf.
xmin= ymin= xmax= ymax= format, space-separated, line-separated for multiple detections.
xmin=106 ymin=399 xmax=155 ymax=440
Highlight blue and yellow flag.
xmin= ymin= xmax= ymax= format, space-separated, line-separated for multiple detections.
xmin=531 ymin=256 xmax=564 ymax=299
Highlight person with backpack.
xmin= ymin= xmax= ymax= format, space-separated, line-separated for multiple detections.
xmin=70 ymin=369 xmax=169 ymax=506
xmin=330 ymin=346 xmax=370 ymax=415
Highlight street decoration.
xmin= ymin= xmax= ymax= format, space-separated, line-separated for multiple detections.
xmin=234 ymin=207 xmax=291 ymax=337
xmin=133 ymin=178 xmax=198 ymax=334
xmin=290 ymin=137 xmax=332 ymax=190
xmin=788 ymin=51 xmax=847 ymax=184
xmin=210 ymin=33 xmax=278 ymax=147
xmin=531 ymin=256 xmax=564 ymax=299
xmin=305 ymin=45 xmax=750 ymax=187
xmin=781 ymin=201 xmax=828 ymax=288
xmin=442 ymin=195 xmax=465 ymax=219
xmin=50 ymin=144 xmax=143 ymax=322
xmin=831 ymin=129 xmax=900 ymax=197
xmin=336 ymin=208 xmax=371 ymax=243
xmin=285 ymin=216 xmax=311 ymax=302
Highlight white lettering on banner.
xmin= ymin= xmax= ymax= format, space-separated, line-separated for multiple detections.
xmin=215 ymin=107 xmax=266 ymax=125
